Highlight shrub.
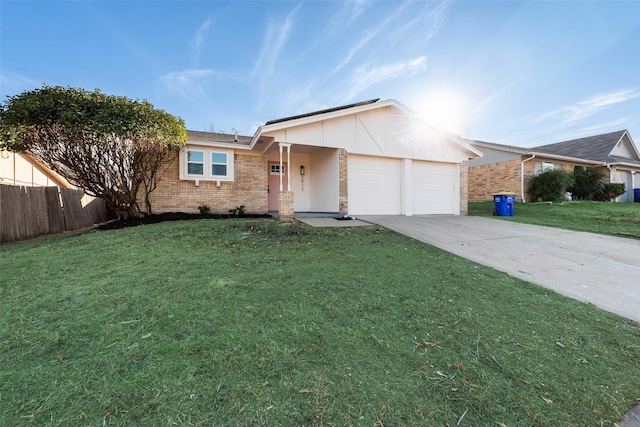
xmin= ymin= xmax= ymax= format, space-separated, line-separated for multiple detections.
xmin=594 ymin=183 xmax=626 ymax=201
xmin=229 ymin=205 xmax=246 ymax=216
xmin=568 ymin=167 xmax=605 ymax=200
xmin=197 ymin=205 xmax=211 ymax=214
xmin=528 ymin=169 xmax=574 ymax=201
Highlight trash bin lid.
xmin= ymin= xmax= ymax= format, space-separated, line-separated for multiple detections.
xmin=492 ymin=191 xmax=517 ymax=195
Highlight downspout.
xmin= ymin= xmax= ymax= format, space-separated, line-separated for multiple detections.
xmin=521 ymin=154 xmax=536 ymax=203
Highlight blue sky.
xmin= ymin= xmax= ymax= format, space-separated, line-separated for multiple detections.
xmin=1 ymin=0 xmax=639 ymax=147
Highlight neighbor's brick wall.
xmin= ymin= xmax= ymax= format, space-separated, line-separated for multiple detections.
xmin=469 ymin=159 xmax=521 ymax=202
xmin=339 ymin=149 xmax=348 ymax=214
xmin=144 ymin=152 xmax=268 ymax=214
xmin=521 ymin=159 xmax=593 ymax=201
xmin=459 ymin=161 xmax=469 ymax=215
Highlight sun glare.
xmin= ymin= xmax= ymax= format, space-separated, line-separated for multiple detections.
xmin=413 ymin=89 xmax=468 ymax=135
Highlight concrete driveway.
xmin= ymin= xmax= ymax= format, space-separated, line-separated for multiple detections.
xmin=360 ymin=215 xmax=640 ymax=323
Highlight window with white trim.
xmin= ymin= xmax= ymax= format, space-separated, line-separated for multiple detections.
xmin=270 ymin=164 xmax=285 ymax=176
xmin=187 ymin=150 xmax=204 ymax=175
xmin=211 ymin=152 xmax=228 ymax=176
xmin=535 ymin=161 xmax=561 ymax=174
xmin=180 ymin=147 xmax=234 ymax=181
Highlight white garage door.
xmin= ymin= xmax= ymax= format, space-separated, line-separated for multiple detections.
xmin=616 ymin=170 xmax=633 ymax=202
xmin=348 ymin=155 xmax=402 ymax=215
xmin=412 ymin=161 xmax=457 ymax=214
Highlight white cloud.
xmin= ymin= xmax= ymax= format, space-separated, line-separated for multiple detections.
xmin=386 ymin=0 xmax=451 ymax=46
xmin=562 ymin=89 xmax=640 ymax=125
xmin=190 ymin=17 xmax=213 ymax=67
xmin=157 ymin=69 xmax=236 ymax=98
xmin=0 ymin=71 xmax=42 ymax=97
xmin=349 ymin=0 xmax=370 ymax=23
xmin=346 ymin=56 xmax=427 ymax=100
xmin=531 ymin=89 xmax=640 ymax=127
xmin=253 ymin=5 xmax=300 ymax=78
xmin=329 ymin=2 xmax=411 ymax=77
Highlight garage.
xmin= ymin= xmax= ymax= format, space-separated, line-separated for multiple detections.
xmin=412 ymin=161 xmax=457 ymax=214
xmin=254 ymin=99 xmax=481 ymax=217
xmin=348 ymin=155 xmax=402 ymax=215
xmin=348 ymin=156 xmax=458 ymax=216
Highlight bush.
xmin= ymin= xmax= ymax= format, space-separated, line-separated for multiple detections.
xmin=229 ymin=205 xmax=246 ymax=216
xmin=568 ymin=167 xmax=605 ymax=200
xmin=528 ymin=169 xmax=574 ymax=201
xmin=197 ymin=205 xmax=211 ymax=214
xmin=594 ymin=183 xmax=626 ymax=201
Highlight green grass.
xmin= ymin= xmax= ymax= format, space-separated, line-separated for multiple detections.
xmin=1 ymin=219 xmax=639 ymax=426
xmin=470 ymin=200 xmax=640 ymax=239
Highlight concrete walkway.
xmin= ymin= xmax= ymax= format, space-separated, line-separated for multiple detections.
xmin=360 ymin=215 xmax=640 ymax=323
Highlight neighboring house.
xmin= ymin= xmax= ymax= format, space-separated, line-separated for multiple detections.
xmin=0 ymin=151 xmax=71 ymax=187
xmin=468 ymin=130 xmax=640 ymax=202
xmin=148 ymin=99 xmax=482 ymax=217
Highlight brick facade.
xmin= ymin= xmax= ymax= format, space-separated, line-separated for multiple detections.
xmin=146 ymin=146 xmax=472 ymax=216
xmin=459 ymin=161 xmax=469 ymax=214
xmin=338 ymin=149 xmax=348 ymax=214
xmin=469 ymin=159 xmax=522 ymax=201
xmin=144 ymin=151 xmax=268 ymax=214
xmin=278 ymin=191 xmax=294 ymax=218
xmin=470 ymin=157 xmax=612 ymax=202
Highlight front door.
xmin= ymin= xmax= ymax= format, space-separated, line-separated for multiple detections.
xmin=268 ymin=162 xmax=288 ymax=211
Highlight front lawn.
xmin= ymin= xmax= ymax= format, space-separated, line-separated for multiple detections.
xmin=1 ymin=219 xmax=639 ymax=426
xmin=470 ymin=200 xmax=640 ymax=239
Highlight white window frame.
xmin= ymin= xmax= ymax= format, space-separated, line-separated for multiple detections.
xmin=535 ymin=161 xmax=561 ymax=174
xmin=180 ymin=147 xmax=234 ymax=182
xmin=186 ymin=150 xmax=205 ymax=176
xmin=270 ymin=164 xmax=286 ymax=176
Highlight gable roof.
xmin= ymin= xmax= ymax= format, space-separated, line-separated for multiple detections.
xmin=532 ymin=130 xmax=640 ymax=166
xmin=251 ymin=98 xmax=482 ymax=160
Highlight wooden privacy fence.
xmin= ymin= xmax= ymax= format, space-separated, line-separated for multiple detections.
xmin=0 ymin=185 xmax=107 ymax=244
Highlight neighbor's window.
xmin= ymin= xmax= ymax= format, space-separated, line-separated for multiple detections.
xmin=181 ymin=147 xmax=234 ymax=181
xmin=187 ymin=150 xmax=204 ymax=175
xmin=535 ymin=161 xmax=560 ymax=174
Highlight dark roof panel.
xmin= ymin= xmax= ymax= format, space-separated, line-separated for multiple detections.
xmin=265 ymin=99 xmax=380 ymax=125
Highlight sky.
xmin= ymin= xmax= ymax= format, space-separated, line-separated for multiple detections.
xmin=1 ymin=0 xmax=639 ymax=147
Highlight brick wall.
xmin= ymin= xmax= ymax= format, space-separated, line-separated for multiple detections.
xmin=459 ymin=161 xmax=469 ymax=214
xmin=278 ymin=191 xmax=294 ymax=218
xmin=471 ymin=158 xmax=606 ymax=202
xmin=469 ymin=159 xmax=521 ymax=201
xmin=338 ymin=149 xmax=348 ymax=214
xmin=144 ymin=152 xmax=268 ymax=214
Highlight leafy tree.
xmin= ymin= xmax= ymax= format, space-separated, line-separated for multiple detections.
xmin=568 ymin=167 xmax=605 ymax=200
xmin=528 ymin=169 xmax=574 ymax=202
xmin=0 ymin=85 xmax=187 ymax=218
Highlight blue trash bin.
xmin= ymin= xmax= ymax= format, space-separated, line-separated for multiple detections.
xmin=493 ymin=192 xmax=516 ymax=216
xmin=634 ymin=189 xmax=640 ymax=203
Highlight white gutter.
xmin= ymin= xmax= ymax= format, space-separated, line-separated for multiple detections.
xmin=521 ymin=154 xmax=536 ymax=203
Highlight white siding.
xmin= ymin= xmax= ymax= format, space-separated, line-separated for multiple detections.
xmin=310 ymin=149 xmax=340 ymax=212
xmin=348 ymin=155 xmax=402 ymax=215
